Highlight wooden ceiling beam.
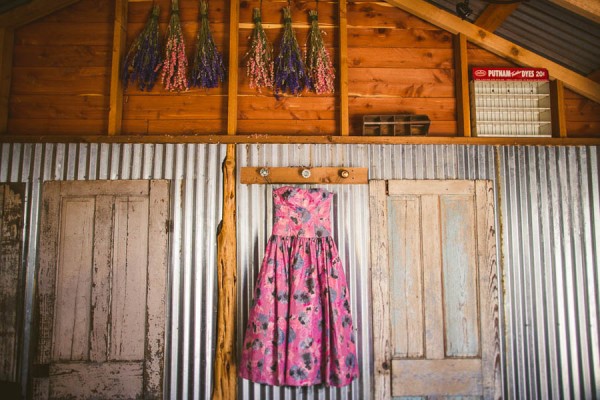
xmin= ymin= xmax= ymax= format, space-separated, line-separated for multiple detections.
xmin=384 ymin=0 xmax=600 ymax=104
xmin=475 ymin=3 xmax=521 ymax=32
xmin=547 ymin=0 xmax=600 ymax=24
xmin=0 ymin=0 xmax=81 ymax=28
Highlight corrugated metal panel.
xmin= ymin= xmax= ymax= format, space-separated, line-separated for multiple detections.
xmin=425 ymin=0 xmax=600 ymax=75
xmin=499 ymin=146 xmax=600 ymax=400
xmin=2 ymin=142 xmax=599 ymax=400
xmin=236 ymin=144 xmax=498 ymax=399
xmin=237 ymin=144 xmax=372 ymax=400
xmin=496 ymin=0 xmax=600 ymax=76
xmin=0 ymin=142 xmax=226 ymax=400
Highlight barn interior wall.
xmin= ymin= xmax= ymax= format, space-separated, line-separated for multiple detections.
xmin=6 ymin=0 xmax=599 ymax=137
xmin=1 ymin=142 xmax=597 ymax=399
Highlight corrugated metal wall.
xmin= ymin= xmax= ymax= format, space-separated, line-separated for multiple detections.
xmin=499 ymin=146 xmax=600 ymax=399
xmin=0 ymin=142 xmax=598 ymax=399
xmin=236 ymin=144 xmax=498 ymax=399
xmin=0 ymin=143 xmax=226 ymax=400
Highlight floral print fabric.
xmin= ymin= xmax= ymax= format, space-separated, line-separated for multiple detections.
xmin=240 ymin=186 xmax=359 ymax=387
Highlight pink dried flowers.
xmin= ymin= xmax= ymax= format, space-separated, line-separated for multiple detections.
xmin=305 ymin=9 xmax=335 ymax=94
xmin=246 ymin=8 xmax=274 ymax=92
xmin=159 ymin=0 xmax=189 ymax=92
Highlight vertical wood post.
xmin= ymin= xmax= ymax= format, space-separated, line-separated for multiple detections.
xmin=227 ymin=1 xmax=240 ymax=135
xmin=212 ymin=144 xmax=237 ymax=400
xmin=550 ymin=79 xmax=567 ymax=138
xmin=454 ymin=33 xmax=471 ymax=137
xmin=108 ymin=0 xmax=128 ymax=136
xmin=0 ymin=28 xmax=14 ymax=134
xmin=339 ymin=0 xmax=349 ymax=135
xmin=369 ymin=180 xmax=392 ymax=400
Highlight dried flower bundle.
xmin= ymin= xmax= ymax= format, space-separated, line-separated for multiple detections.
xmin=190 ymin=1 xmax=226 ymax=88
xmin=160 ymin=0 xmax=189 ymax=92
xmin=121 ymin=5 xmax=162 ymax=91
xmin=246 ymin=8 xmax=274 ymax=92
xmin=305 ymin=10 xmax=335 ymax=94
xmin=274 ymin=6 xmax=306 ymax=98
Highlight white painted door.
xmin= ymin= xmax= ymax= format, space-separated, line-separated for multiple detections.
xmin=0 ymin=184 xmax=25 ymax=392
xmin=370 ymin=180 xmax=501 ymax=400
xmin=33 ymin=180 xmax=170 ymax=400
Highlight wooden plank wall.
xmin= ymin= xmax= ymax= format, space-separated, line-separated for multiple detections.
xmin=347 ymin=2 xmax=456 ymax=136
xmin=9 ymin=0 xmax=113 ymax=135
xmin=124 ymin=0 xmax=228 ymax=135
xmin=3 ymin=0 xmax=600 ymax=137
xmin=237 ymin=1 xmax=338 ymax=136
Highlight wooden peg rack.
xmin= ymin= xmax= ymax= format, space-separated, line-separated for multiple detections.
xmin=240 ymin=167 xmax=368 ymax=184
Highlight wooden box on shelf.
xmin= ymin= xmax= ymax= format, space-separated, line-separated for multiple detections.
xmin=362 ymin=114 xmax=430 ymax=136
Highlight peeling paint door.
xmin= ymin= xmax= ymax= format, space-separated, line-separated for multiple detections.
xmin=0 ymin=184 xmax=25 ymax=392
xmin=33 ymin=180 xmax=170 ymax=400
xmin=369 ymin=180 xmax=501 ymax=400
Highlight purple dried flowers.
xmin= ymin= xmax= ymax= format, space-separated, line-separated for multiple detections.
xmin=306 ymin=10 xmax=335 ymax=94
xmin=246 ymin=8 xmax=274 ymax=92
xmin=190 ymin=1 xmax=226 ymax=89
xmin=121 ymin=5 xmax=162 ymax=91
xmin=159 ymin=0 xmax=189 ymax=92
xmin=274 ymin=6 xmax=307 ymax=98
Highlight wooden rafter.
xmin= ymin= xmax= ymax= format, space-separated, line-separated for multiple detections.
xmin=383 ymin=0 xmax=600 ymax=104
xmin=339 ymin=0 xmax=349 ymax=135
xmin=453 ymin=34 xmax=470 ymax=137
xmin=227 ymin=0 xmax=239 ymax=135
xmin=108 ymin=0 xmax=128 ymax=136
xmin=548 ymin=0 xmax=600 ymax=24
xmin=475 ymin=3 xmax=521 ymax=32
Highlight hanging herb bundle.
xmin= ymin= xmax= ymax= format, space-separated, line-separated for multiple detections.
xmin=160 ymin=0 xmax=189 ymax=92
xmin=246 ymin=7 xmax=274 ymax=92
xmin=190 ymin=1 xmax=226 ymax=88
xmin=274 ymin=6 xmax=306 ymax=97
xmin=305 ymin=9 xmax=335 ymax=94
xmin=121 ymin=5 xmax=162 ymax=91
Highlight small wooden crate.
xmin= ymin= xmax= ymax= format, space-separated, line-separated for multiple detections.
xmin=362 ymin=114 xmax=430 ymax=136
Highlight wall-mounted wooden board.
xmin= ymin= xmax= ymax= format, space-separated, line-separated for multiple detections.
xmin=241 ymin=166 xmax=368 ymax=184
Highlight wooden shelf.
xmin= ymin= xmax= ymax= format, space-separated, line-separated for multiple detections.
xmin=1 ymin=134 xmax=599 ymax=146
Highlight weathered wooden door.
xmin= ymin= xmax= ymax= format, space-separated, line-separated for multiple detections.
xmin=370 ymin=180 xmax=501 ymax=399
xmin=33 ymin=180 xmax=170 ymax=399
xmin=0 ymin=184 xmax=25 ymax=396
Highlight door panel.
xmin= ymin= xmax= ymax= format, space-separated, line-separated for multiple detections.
xmin=371 ymin=180 xmax=501 ymax=400
xmin=388 ymin=196 xmax=423 ymax=358
xmin=35 ymin=180 xmax=170 ymax=400
xmin=440 ymin=195 xmax=479 ymax=358
xmin=0 ymin=183 xmax=25 ymax=385
xmin=111 ymin=197 xmax=148 ymax=361
xmin=54 ymin=198 xmax=95 ymax=361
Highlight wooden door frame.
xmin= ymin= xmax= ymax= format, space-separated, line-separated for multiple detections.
xmin=369 ymin=179 xmax=501 ymax=400
xmin=32 ymin=180 xmax=169 ymax=399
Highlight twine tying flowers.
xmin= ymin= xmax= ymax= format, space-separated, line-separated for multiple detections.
xmin=274 ymin=6 xmax=307 ymax=98
xmin=190 ymin=0 xmax=226 ymax=89
xmin=159 ymin=0 xmax=189 ymax=92
xmin=246 ymin=7 xmax=274 ymax=92
xmin=121 ymin=5 xmax=162 ymax=91
xmin=305 ymin=9 xmax=335 ymax=94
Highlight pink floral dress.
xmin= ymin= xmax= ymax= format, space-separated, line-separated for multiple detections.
xmin=240 ymin=186 xmax=359 ymax=387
